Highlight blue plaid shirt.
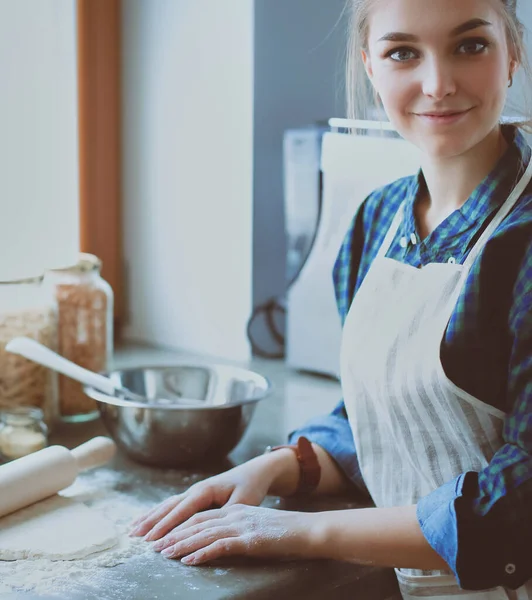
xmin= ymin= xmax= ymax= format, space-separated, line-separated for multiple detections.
xmin=289 ymin=125 xmax=532 ymax=591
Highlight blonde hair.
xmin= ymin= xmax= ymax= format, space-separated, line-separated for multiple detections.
xmin=345 ymin=0 xmax=532 ymax=131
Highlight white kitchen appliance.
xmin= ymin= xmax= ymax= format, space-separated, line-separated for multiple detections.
xmin=283 ymin=126 xmax=327 ymax=286
xmin=285 ymin=119 xmax=423 ymax=378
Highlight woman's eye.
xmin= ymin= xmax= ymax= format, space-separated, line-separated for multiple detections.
xmin=386 ymin=47 xmax=418 ymax=62
xmin=457 ymin=39 xmax=489 ymax=55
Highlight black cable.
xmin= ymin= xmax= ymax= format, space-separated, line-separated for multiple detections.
xmin=246 ymin=299 xmax=286 ymax=359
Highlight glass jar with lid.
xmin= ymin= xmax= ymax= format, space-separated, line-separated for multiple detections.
xmin=0 ymin=406 xmax=48 ymax=462
xmin=45 ymin=253 xmax=114 ymax=422
xmin=0 ymin=277 xmax=58 ymax=424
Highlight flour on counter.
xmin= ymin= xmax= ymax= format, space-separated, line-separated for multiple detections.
xmin=0 ymin=468 xmax=157 ymax=595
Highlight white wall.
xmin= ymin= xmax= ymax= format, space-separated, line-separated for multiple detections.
xmin=122 ymin=0 xmax=254 ymax=361
xmin=0 ymin=0 xmax=79 ymax=280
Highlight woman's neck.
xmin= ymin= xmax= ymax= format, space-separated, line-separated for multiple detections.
xmin=416 ymin=125 xmax=508 ymax=238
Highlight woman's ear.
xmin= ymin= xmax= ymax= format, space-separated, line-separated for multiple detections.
xmin=362 ymin=49 xmax=379 ymax=101
xmin=361 ymin=49 xmax=374 ymax=81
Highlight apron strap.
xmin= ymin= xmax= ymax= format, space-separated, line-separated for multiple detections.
xmin=462 ymin=156 xmax=532 ymax=271
xmin=376 ymin=202 xmax=405 ymax=259
xmin=439 ymin=155 xmax=532 ymax=322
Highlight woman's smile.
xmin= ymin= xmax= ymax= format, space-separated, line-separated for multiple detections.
xmin=413 ymin=107 xmax=475 ymax=126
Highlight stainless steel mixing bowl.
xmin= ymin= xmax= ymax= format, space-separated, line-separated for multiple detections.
xmin=84 ymin=363 xmax=272 ymax=468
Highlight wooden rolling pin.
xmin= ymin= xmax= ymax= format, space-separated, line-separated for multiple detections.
xmin=0 ymin=436 xmax=116 ymax=519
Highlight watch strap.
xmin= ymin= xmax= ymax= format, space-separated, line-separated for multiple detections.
xmin=268 ymin=436 xmax=321 ymax=496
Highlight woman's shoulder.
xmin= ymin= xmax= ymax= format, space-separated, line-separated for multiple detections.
xmin=494 ymin=189 xmax=532 ymax=239
xmin=485 ymin=191 xmax=532 ymax=284
xmin=507 ymin=188 xmax=532 ymax=223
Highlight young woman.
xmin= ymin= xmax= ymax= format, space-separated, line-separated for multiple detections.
xmin=131 ymin=0 xmax=532 ymax=597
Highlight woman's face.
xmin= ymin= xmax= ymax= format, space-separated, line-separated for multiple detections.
xmin=362 ymin=0 xmax=515 ymax=158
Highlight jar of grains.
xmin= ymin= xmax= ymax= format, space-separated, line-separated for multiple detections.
xmin=0 ymin=277 xmax=58 ymax=424
xmin=0 ymin=407 xmax=48 ymax=462
xmin=45 ymin=253 xmax=114 ymax=422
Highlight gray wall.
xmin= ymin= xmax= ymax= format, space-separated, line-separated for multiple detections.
xmin=509 ymin=1 xmax=532 ymax=134
xmin=252 ymin=0 xmax=348 ymax=340
xmin=518 ymin=0 xmax=532 ymax=66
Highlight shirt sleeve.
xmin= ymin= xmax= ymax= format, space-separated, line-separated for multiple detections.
xmin=417 ymin=236 xmax=532 ymax=591
xmin=288 ymin=399 xmax=369 ymax=496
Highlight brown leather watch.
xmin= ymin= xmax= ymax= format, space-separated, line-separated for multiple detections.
xmin=264 ymin=436 xmax=321 ymax=496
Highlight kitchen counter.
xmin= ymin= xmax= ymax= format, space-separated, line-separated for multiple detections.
xmin=3 ymin=344 xmax=400 ymax=600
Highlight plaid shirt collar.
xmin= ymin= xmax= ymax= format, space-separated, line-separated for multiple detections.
xmin=401 ymin=126 xmax=532 ymax=242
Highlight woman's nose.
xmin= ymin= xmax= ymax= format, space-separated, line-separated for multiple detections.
xmin=421 ymin=58 xmax=457 ymax=100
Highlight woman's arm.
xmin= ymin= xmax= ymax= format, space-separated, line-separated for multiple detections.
xmin=149 ymin=488 xmax=450 ymax=569
xmin=307 ymin=504 xmax=449 ymax=570
xmin=268 ymin=444 xmax=448 ymax=569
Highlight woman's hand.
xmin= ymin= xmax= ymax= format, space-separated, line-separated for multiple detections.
xmin=130 ymin=451 xmax=298 ymax=542
xmin=150 ymin=504 xmax=315 ymax=565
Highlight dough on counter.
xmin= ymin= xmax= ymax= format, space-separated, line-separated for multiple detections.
xmin=0 ymin=495 xmax=118 ymax=561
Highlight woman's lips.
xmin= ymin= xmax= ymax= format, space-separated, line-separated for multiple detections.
xmin=414 ymin=108 xmax=473 ymax=125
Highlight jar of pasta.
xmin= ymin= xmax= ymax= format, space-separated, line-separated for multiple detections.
xmin=0 ymin=277 xmax=58 ymax=424
xmin=45 ymin=254 xmax=114 ymax=422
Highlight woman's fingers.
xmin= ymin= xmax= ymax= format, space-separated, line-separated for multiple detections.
xmin=181 ymin=538 xmax=245 ymax=565
xmin=143 ymin=490 xmax=217 ymax=542
xmin=154 ymin=521 xmax=224 ymax=553
xmin=163 ymin=532 xmax=244 ymax=565
xmin=130 ymin=495 xmax=182 ymax=537
xmin=152 ymin=510 xmax=224 ymax=551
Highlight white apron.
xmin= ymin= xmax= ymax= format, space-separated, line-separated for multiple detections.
xmin=340 ymin=158 xmax=532 ymax=600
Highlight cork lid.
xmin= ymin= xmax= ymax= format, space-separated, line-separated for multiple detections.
xmin=77 ymin=253 xmax=102 ymax=273
xmin=52 ymin=253 xmax=102 ymax=274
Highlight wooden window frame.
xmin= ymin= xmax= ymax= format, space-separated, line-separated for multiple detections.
xmin=77 ymin=0 xmax=123 ymax=335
